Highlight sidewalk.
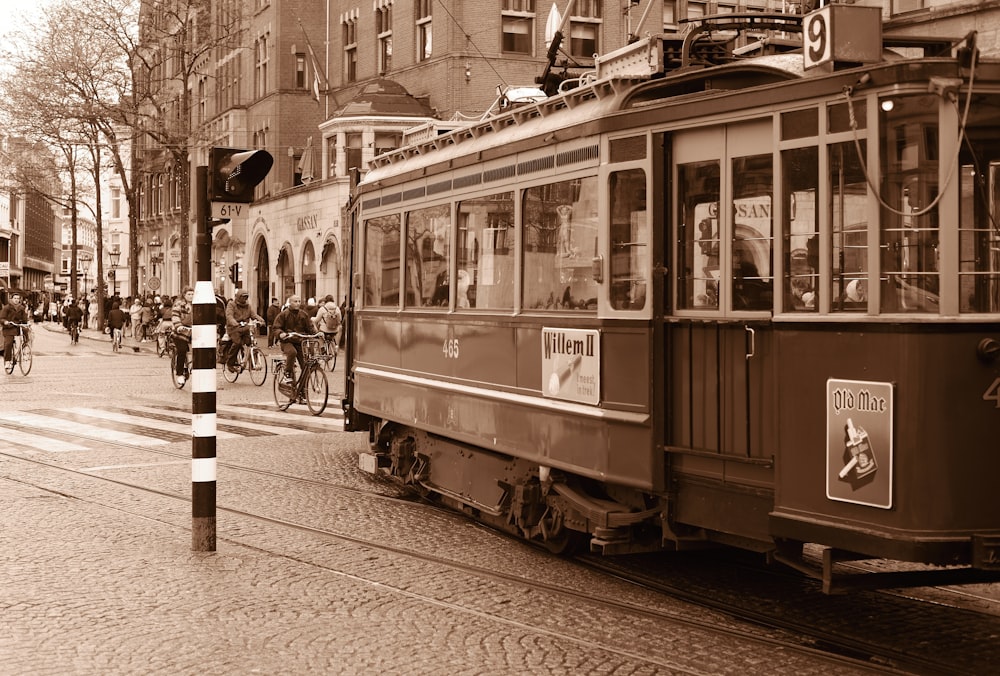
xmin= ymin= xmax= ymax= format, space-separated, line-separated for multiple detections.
xmin=38 ymin=320 xmax=158 ymax=354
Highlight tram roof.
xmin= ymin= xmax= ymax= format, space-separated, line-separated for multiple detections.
xmin=357 ymin=20 xmax=978 ymax=194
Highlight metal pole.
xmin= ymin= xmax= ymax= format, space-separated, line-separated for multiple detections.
xmin=192 ymin=165 xmax=217 ymax=552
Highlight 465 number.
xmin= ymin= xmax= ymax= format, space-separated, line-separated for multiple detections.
xmin=442 ymin=338 xmax=460 ymax=359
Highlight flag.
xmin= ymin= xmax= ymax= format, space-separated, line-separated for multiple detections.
xmin=307 ymin=44 xmax=326 ymax=104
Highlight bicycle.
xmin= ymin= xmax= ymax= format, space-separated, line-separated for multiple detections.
xmin=156 ymin=324 xmax=172 ymax=358
xmin=4 ymin=323 xmax=33 ymax=375
xmin=223 ymin=320 xmax=267 ymax=386
xmin=272 ymin=333 xmax=330 ymax=415
xmin=168 ymin=326 xmax=192 ymax=389
xmin=68 ymin=321 xmax=80 ymax=344
xmin=111 ymin=326 xmax=123 ymax=352
xmin=318 ymin=331 xmax=339 ymax=372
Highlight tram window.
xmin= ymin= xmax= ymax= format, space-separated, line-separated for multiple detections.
xmin=782 ymin=147 xmax=819 ymax=312
xmin=958 ymin=95 xmax=1000 ymax=313
xmin=609 ymin=169 xmax=648 ymax=310
xmin=732 ymin=155 xmax=773 ymax=311
xmin=364 ymin=214 xmax=401 ymax=307
xmin=959 ymin=162 xmax=1000 ymax=313
xmin=879 ymin=95 xmax=940 ymax=313
xmin=781 ymin=109 xmax=818 ymax=141
xmin=828 ymin=100 xmax=866 ymax=134
xmin=678 ymin=161 xmax=720 ymax=310
xmin=404 ymin=205 xmax=450 ymax=308
xmin=457 ymin=192 xmax=514 ymax=310
xmin=523 ymin=177 xmax=599 ymax=311
xmin=830 ymin=141 xmax=869 ymax=312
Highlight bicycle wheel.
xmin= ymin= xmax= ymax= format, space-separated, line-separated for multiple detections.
xmin=304 ymin=364 xmax=328 ymax=415
xmin=325 ymin=341 xmax=338 ymax=372
xmin=248 ymin=347 xmax=267 ymax=386
xmin=170 ymin=350 xmax=186 ymax=389
xmin=272 ymin=370 xmax=294 ymax=411
xmin=223 ymin=346 xmax=242 ymax=383
xmin=18 ymin=342 xmax=32 ymax=375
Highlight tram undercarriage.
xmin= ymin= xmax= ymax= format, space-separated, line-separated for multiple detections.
xmin=360 ymin=422 xmax=668 ymax=555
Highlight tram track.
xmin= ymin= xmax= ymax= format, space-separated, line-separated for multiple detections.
xmin=0 ymin=446 xmax=886 ymax=675
xmin=2 ymin=416 xmax=998 ymax=674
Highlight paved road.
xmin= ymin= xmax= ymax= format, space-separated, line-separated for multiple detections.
xmin=0 ymin=321 xmax=870 ymax=675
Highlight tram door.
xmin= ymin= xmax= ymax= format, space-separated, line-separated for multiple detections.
xmin=667 ymin=120 xmax=775 ymax=470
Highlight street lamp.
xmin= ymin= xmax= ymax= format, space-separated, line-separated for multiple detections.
xmin=79 ymin=251 xmax=92 ymax=296
xmin=148 ymin=235 xmax=163 ymax=277
xmin=109 ymin=245 xmax=121 ymax=296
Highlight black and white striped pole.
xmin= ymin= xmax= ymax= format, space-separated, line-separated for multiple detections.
xmin=192 ymin=148 xmax=273 ymax=552
xmin=192 ymin=165 xmax=217 ymax=552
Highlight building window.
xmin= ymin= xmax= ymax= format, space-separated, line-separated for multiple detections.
xmin=377 ymin=5 xmax=392 ymax=74
xmin=343 ymin=15 xmax=358 ymax=82
xmin=295 ymin=53 xmax=306 ymax=88
xmin=346 ymin=133 xmax=363 ymax=173
xmin=663 ymin=1 xmax=676 ymax=30
xmin=111 ymin=188 xmax=121 ymax=219
xmin=416 ymin=0 xmax=432 ymax=61
xmin=890 ymin=0 xmax=927 ymax=14
xmin=502 ymin=1 xmax=534 ymax=55
xmin=569 ymin=21 xmax=599 ymax=59
xmin=255 ymin=33 xmax=269 ymax=98
xmin=374 ymin=131 xmax=402 ymax=156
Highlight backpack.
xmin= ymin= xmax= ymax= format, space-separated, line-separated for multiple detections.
xmin=319 ymin=304 xmax=341 ymax=332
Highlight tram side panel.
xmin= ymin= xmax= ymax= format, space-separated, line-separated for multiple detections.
xmin=353 ymin=312 xmax=658 ymax=491
xmin=770 ymin=325 xmax=1000 ymax=564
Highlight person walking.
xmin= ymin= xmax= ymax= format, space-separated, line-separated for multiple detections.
xmin=129 ymin=297 xmax=143 ymax=339
xmin=87 ymin=295 xmax=99 ymax=331
xmin=265 ymin=296 xmax=281 ymax=347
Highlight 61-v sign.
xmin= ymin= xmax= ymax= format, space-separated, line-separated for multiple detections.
xmin=210 ymin=201 xmax=248 ymax=221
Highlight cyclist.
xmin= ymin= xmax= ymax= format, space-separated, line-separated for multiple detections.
xmin=171 ymin=287 xmax=195 ymax=386
xmin=106 ymin=301 xmax=127 ymax=349
xmin=63 ymin=301 xmax=84 ymax=343
xmin=1 ymin=290 xmax=29 ymax=371
xmin=223 ymin=289 xmax=264 ymax=373
xmin=272 ymin=294 xmax=315 ymax=383
xmin=313 ymin=294 xmax=342 ymax=349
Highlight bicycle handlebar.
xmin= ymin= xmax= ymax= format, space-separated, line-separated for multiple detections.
xmin=281 ymin=331 xmax=323 ymax=339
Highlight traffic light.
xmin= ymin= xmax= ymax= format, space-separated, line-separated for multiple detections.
xmin=208 ymin=147 xmax=274 ymax=203
xmin=229 ymin=262 xmax=242 ymax=287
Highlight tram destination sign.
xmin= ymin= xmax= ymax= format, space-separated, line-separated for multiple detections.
xmin=803 ymin=4 xmax=882 ymax=71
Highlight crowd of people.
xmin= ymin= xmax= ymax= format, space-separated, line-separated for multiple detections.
xmin=2 ymin=286 xmax=347 ymax=387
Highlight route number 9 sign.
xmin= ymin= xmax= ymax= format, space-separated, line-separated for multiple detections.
xmin=803 ymin=5 xmax=882 ymax=71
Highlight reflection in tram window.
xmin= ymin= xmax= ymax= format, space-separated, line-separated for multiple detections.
xmin=879 ymin=94 xmax=940 ymax=313
xmin=958 ymin=94 xmax=1000 ymax=313
xmin=732 ymin=154 xmax=773 ymax=311
xmin=523 ymin=178 xmax=598 ymax=311
xmin=364 ymin=214 xmax=401 ymax=307
xmin=457 ymin=193 xmax=514 ymax=310
xmin=782 ymin=147 xmax=818 ymax=312
xmin=609 ymin=169 xmax=648 ymax=310
xmin=831 ymin=141 xmax=868 ymax=312
xmin=678 ymin=161 xmax=720 ymax=309
xmin=405 ymin=205 xmax=451 ymax=308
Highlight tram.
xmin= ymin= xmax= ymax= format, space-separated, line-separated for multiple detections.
xmin=343 ymin=6 xmax=1000 ymax=591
